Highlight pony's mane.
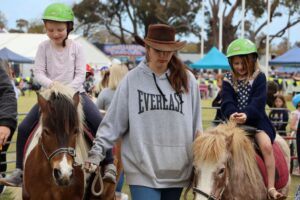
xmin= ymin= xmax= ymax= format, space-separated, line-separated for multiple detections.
xmin=193 ymin=122 xmax=266 ymax=198
xmin=40 ymin=82 xmax=85 ymax=133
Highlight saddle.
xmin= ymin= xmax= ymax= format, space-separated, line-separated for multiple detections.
xmin=238 ymin=125 xmax=289 ymax=190
xmin=256 ymin=142 xmax=289 ymax=190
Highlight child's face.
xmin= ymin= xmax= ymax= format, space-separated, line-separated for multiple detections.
xmin=231 ymin=56 xmax=247 ymax=78
xmin=45 ymin=21 xmax=68 ymax=46
xmin=274 ymin=97 xmax=283 ymax=108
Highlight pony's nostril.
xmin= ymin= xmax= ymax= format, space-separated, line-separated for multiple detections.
xmin=54 ymin=168 xmax=62 ymax=179
xmin=70 ymin=169 xmax=74 ymax=179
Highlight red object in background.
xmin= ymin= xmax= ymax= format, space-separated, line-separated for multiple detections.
xmin=86 ymin=64 xmax=94 ymax=75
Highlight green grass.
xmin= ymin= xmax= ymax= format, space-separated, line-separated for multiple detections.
xmin=0 ymin=92 xmax=299 ymax=199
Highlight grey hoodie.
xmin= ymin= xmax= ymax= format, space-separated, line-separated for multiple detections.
xmin=87 ymin=61 xmax=202 ymax=188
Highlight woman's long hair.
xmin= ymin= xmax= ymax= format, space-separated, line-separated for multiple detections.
xmin=168 ymin=54 xmax=189 ymax=93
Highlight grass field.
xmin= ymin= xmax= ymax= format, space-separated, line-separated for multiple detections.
xmin=0 ymin=91 xmax=299 ymax=200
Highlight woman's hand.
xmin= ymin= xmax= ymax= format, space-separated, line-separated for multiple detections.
xmin=84 ymin=162 xmax=98 ymax=173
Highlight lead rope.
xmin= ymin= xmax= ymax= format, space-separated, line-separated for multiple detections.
xmin=91 ymin=167 xmax=104 ymax=196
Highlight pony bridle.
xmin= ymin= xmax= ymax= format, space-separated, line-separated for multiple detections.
xmin=193 ymin=186 xmax=226 ymax=200
xmin=40 ymin=138 xmax=76 ymax=162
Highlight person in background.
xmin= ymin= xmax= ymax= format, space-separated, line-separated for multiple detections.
xmin=96 ymin=64 xmax=128 ymax=110
xmin=0 ymin=59 xmax=17 ymax=194
xmin=96 ymin=63 xmax=129 ymax=200
xmin=0 ymin=2 xmax=116 ymax=187
xmin=83 ymin=64 xmax=96 ymax=99
xmin=268 ymin=95 xmax=289 ymax=136
xmin=292 ymin=94 xmax=300 ymax=174
xmin=2 ymin=60 xmax=19 ymax=99
xmin=84 ymin=24 xmax=202 ymax=200
xmin=212 ymin=74 xmax=225 ymax=126
xmin=221 ymin=38 xmax=285 ymax=200
xmin=98 ymin=66 xmax=110 ymax=94
xmin=267 ymin=81 xmax=279 ymax=108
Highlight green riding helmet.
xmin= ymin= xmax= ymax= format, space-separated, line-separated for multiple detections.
xmin=43 ymin=3 xmax=74 ymax=22
xmin=226 ymin=38 xmax=257 ymax=58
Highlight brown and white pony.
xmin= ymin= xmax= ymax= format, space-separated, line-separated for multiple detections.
xmin=192 ymin=122 xmax=290 ymax=200
xmin=21 ymin=83 xmax=121 ymax=200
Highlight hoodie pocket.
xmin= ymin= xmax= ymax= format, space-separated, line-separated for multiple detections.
xmin=141 ymin=144 xmax=191 ymax=179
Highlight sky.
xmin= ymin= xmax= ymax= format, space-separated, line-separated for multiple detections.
xmin=1 ymin=0 xmax=300 ymax=46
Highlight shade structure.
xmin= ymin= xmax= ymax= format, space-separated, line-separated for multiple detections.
xmin=0 ymin=47 xmax=33 ymax=64
xmin=190 ymin=47 xmax=230 ymax=70
xmin=269 ymin=46 xmax=300 ymax=66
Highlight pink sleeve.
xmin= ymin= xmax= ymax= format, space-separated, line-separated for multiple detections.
xmin=67 ymin=43 xmax=85 ymax=91
xmin=33 ymin=42 xmax=53 ymax=88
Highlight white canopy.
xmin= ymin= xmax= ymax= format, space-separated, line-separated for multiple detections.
xmin=0 ymin=33 xmax=111 ymax=67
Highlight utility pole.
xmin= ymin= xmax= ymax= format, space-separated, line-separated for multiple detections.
xmin=241 ymin=0 xmax=245 ymax=38
xmin=218 ymin=0 xmax=223 ymax=74
xmin=200 ymin=0 xmax=205 ymax=58
xmin=265 ymin=0 xmax=271 ymax=78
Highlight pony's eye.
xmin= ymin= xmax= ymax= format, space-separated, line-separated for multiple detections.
xmin=43 ymin=129 xmax=50 ymax=136
xmin=218 ymin=168 xmax=225 ymax=175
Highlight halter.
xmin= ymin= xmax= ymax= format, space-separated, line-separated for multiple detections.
xmin=193 ymin=186 xmax=226 ymax=200
xmin=40 ymin=138 xmax=76 ymax=162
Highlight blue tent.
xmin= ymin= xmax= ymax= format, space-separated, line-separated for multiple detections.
xmin=190 ymin=47 xmax=230 ymax=70
xmin=269 ymin=46 xmax=300 ymax=66
xmin=0 ymin=47 xmax=33 ymax=64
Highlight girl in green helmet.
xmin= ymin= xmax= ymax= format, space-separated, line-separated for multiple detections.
xmin=0 ymin=3 xmax=116 ymax=187
xmin=221 ymin=38 xmax=286 ymax=200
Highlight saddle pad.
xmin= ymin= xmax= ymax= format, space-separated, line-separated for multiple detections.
xmin=255 ymin=142 xmax=289 ymax=190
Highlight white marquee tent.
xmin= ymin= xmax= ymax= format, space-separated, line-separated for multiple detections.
xmin=0 ymin=33 xmax=111 ymax=68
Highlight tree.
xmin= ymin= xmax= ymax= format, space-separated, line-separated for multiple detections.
xmin=73 ymin=0 xmax=102 ymax=39
xmin=0 ymin=11 xmax=7 ymax=31
xmin=272 ymin=37 xmax=291 ymax=55
xmin=16 ymin=19 xmax=29 ymax=32
xmin=73 ymin=0 xmax=201 ymax=43
xmin=205 ymin=0 xmax=300 ymax=52
xmin=73 ymin=0 xmax=300 ymax=53
xmin=27 ymin=21 xmax=44 ymax=33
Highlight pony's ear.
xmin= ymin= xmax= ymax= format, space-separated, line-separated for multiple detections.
xmin=37 ymin=92 xmax=48 ymax=113
xmin=73 ymin=92 xmax=80 ymax=107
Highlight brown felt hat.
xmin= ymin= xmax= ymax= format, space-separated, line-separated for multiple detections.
xmin=135 ymin=24 xmax=186 ymax=51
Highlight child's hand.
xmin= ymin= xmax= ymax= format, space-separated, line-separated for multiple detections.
xmin=230 ymin=112 xmax=247 ymax=124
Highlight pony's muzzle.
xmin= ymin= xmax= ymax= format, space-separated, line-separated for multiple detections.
xmin=53 ymin=167 xmax=74 ymax=186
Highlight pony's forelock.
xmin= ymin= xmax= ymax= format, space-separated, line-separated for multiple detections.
xmin=40 ymin=82 xmax=85 ymax=134
xmin=193 ymin=129 xmax=227 ymax=167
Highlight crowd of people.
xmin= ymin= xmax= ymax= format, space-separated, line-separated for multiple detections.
xmin=0 ymin=2 xmax=299 ymax=200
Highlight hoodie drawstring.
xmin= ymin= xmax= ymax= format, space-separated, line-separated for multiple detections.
xmin=152 ymin=73 xmax=184 ymax=104
xmin=152 ymin=73 xmax=167 ymax=101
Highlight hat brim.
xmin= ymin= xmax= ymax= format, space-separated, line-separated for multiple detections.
xmin=134 ymin=35 xmax=185 ymax=51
